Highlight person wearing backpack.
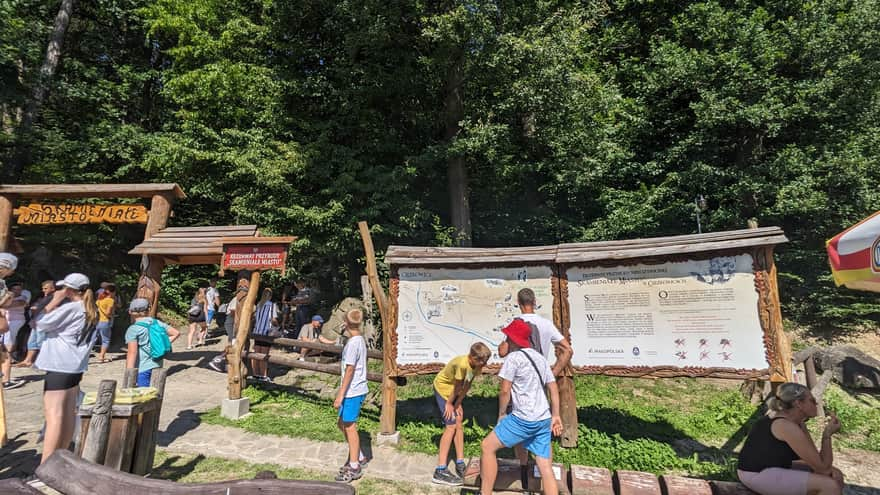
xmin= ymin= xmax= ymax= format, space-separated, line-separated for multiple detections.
xmin=479 ymin=318 xmax=563 ymax=495
xmin=125 ymin=298 xmax=180 ymax=387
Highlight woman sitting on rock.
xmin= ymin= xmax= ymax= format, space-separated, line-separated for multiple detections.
xmin=737 ymin=382 xmax=844 ymax=495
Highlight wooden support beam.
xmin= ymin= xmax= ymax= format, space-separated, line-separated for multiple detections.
xmin=244 ymin=351 xmax=382 ymax=383
xmin=121 ymin=368 xmax=138 ymax=389
xmin=228 ymin=271 xmax=261 ymax=400
xmin=0 ymin=194 xmax=14 ymax=448
xmin=358 ymin=221 xmax=398 ymax=436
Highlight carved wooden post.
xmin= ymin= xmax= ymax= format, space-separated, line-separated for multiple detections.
xmin=81 ymin=379 xmax=117 ymax=464
xmin=228 ymin=271 xmax=261 ymax=400
xmin=755 ymin=246 xmax=792 ymax=387
xmin=122 ymin=368 xmax=138 ymax=389
xmin=137 ymin=193 xmax=173 ymax=317
xmin=553 ymin=267 xmax=578 ymax=448
xmin=0 ymin=193 xmax=14 ymax=448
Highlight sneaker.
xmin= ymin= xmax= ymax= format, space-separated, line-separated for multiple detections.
xmin=455 ymin=461 xmax=467 ymax=479
xmin=432 ymin=467 xmax=463 ymax=486
xmin=335 ymin=465 xmax=363 ymax=483
xmin=3 ymin=380 xmax=24 ymax=390
xmin=260 ymin=376 xmax=273 ymax=383
xmin=207 ymin=360 xmax=224 ymax=372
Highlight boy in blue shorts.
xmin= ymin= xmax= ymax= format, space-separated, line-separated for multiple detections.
xmin=480 ymin=319 xmax=563 ymax=495
xmin=431 ymin=341 xmax=491 ymax=485
xmin=334 ymin=309 xmax=369 ymax=482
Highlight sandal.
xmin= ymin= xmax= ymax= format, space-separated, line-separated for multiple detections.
xmin=335 ymin=465 xmax=363 ymax=483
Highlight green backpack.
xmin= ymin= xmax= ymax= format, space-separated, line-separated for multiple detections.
xmin=136 ymin=319 xmax=172 ymax=359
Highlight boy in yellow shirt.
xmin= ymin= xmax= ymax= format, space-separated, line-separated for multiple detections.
xmin=431 ymin=342 xmax=491 ymax=486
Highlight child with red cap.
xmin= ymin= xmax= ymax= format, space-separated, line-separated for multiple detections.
xmin=479 ymin=318 xmax=563 ymax=495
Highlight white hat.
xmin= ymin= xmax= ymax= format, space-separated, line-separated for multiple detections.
xmin=128 ymin=298 xmax=150 ymax=313
xmin=56 ymin=273 xmax=90 ymax=291
xmin=0 ymin=253 xmax=17 ymax=271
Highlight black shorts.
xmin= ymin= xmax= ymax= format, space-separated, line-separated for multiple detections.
xmin=44 ymin=371 xmax=83 ymax=391
xmin=188 ymin=314 xmax=206 ymax=323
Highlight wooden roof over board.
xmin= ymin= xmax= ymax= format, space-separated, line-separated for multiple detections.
xmin=0 ymin=183 xmax=186 ymax=199
xmin=128 ymin=225 xmax=260 ymax=265
xmin=385 ymin=227 xmax=788 ymax=266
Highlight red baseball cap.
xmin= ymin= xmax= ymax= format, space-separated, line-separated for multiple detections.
xmin=502 ymin=319 xmax=531 ymax=348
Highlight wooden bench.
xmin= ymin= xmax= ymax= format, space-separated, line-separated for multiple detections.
xmin=461 ymin=458 xmax=758 ymax=495
xmin=29 ymin=450 xmax=355 ymax=495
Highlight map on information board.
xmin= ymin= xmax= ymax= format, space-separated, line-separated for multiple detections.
xmin=395 ymin=266 xmax=554 ymax=365
xmin=566 ymin=254 xmax=767 ymax=370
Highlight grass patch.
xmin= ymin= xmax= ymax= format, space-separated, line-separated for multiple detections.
xmin=152 ymin=450 xmax=457 ymax=494
xmin=200 ymin=373 xmax=880 ymax=479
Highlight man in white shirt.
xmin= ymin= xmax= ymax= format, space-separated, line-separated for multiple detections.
xmin=480 ymin=318 xmax=563 ymax=495
xmin=497 ymin=287 xmax=573 ymax=474
xmin=1 ymin=281 xmax=30 ymax=389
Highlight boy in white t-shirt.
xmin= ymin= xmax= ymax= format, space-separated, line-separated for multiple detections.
xmin=480 ymin=318 xmax=563 ymax=495
xmin=334 ymin=309 xmax=369 ymax=483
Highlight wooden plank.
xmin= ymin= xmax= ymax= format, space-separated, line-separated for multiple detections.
xmin=80 ymin=380 xmax=116 ymax=465
xmin=555 ymin=236 xmax=789 ymax=263
xmin=569 ymin=465 xmax=614 ymax=495
xmin=160 ymin=224 xmax=258 ymax=233
xmin=220 ymin=236 xmax=297 ymax=245
xmin=129 ymin=246 xmax=224 ymax=255
xmin=0 ymin=183 xmax=185 ymax=199
xmin=616 ymin=470 xmax=661 ymax=495
xmin=661 ymin=475 xmax=712 ymax=495
xmin=252 ymin=335 xmax=383 ymax=360
xmin=36 ymin=450 xmax=356 ymax=495
xmin=245 ymin=352 xmax=383 ymax=383
xmin=0 ymin=478 xmax=43 ymax=494
xmin=79 ymin=399 xmax=160 ymax=416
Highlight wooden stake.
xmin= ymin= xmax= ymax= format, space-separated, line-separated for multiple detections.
xmin=0 ymin=193 xmax=14 ymax=448
xmin=81 ymin=379 xmax=117 ymax=465
xmin=357 ymin=221 xmax=397 ymax=435
xmin=228 ymin=271 xmax=261 ymax=400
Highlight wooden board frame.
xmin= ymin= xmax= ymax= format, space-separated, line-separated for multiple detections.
xmin=385 ymin=246 xmax=789 ymax=382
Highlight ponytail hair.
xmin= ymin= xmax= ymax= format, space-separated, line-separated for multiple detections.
xmin=81 ymin=288 xmax=98 ymax=328
xmin=767 ymin=382 xmax=810 ymax=411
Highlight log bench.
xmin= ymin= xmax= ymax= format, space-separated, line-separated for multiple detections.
xmin=25 ymin=450 xmax=355 ymax=495
xmin=461 ymin=458 xmax=758 ymax=495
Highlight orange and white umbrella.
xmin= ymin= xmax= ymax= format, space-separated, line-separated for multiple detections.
xmin=827 ymin=211 xmax=880 ymax=292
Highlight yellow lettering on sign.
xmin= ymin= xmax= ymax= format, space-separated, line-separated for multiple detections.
xmin=15 ymin=204 xmax=149 ymax=225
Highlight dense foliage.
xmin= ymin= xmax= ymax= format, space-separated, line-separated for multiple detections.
xmin=2 ymin=0 xmax=880 ymax=332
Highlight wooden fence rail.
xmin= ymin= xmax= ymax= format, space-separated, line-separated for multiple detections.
xmin=251 ymin=335 xmax=383 ymax=360
xmin=792 ymin=346 xmax=831 ymax=417
xmin=244 ymin=351 xmax=383 ymax=383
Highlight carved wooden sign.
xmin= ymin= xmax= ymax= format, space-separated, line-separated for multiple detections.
xmin=15 ymin=203 xmax=148 ymax=225
xmin=221 ymin=244 xmax=288 ymax=273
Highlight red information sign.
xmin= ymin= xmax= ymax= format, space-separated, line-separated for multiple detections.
xmin=222 ymin=244 xmax=288 ymax=272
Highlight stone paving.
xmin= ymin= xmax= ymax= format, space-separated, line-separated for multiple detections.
xmin=0 ymin=333 xmax=444 ymax=489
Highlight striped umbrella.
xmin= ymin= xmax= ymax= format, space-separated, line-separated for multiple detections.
xmin=827 ymin=211 xmax=880 ymax=292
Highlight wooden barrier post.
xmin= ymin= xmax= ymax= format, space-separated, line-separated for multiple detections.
xmin=357 ymin=221 xmax=398 ymax=443
xmin=224 ymin=270 xmax=260 ymax=406
xmin=81 ymin=379 xmax=117 ymax=464
xmin=755 ymin=246 xmax=793 ymax=388
xmin=0 ymin=192 xmax=14 ymax=448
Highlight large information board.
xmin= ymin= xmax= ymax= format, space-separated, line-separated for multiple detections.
xmin=565 ymin=254 xmax=767 ymax=370
xmin=395 ymin=266 xmax=554 ymax=365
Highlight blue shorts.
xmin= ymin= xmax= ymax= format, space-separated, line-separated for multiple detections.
xmin=339 ymin=394 xmax=366 ymax=423
xmin=494 ymin=414 xmax=552 ymax=459
xmin=136 ymin=369 xmax=153 ymax=388
xmin=206 ymin=309 xmax=216 ymax=325
xmin=96 ymin=321 xmax=112 ymax=349
xmin=433 ymin=388 xmax=457 ymax=426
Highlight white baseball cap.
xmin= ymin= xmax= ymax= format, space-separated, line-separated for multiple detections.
xmin=55 ymin=273 xmax=90 ymax=291
xmin=0 ymin=253 xmax=17 ymax=271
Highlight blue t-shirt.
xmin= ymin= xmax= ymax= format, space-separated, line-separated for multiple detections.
xmin=125 ymin=317 xmax=170 ymax=372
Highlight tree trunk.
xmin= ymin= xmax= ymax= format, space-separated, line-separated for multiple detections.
xmin=443 ymin=57 xmax=472 ymax=247
xmin=5 ymin=0 xmax=75 ymax=181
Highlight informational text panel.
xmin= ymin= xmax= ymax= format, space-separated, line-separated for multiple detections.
xmin=396 ymin=266 xmax=554 ymax=365
xmin=566 ymin=254 xmax=767 ymax=370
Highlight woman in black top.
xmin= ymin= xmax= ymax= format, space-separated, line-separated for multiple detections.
xmin=737 ymin=383 xmax=843 ymax=495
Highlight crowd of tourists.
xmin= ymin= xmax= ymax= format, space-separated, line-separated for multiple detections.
xmin=0 ymin=252 xmax=849 ymax=494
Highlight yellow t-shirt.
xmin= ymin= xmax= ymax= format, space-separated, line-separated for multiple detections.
xmin=97 ymin=297 xmax=115 ymax=322
xmin=433 ymin=355 xmax=477 ymax=400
